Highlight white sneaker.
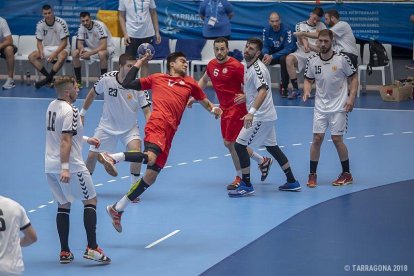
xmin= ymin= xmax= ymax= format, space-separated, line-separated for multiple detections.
xmin=2 ymin=79 xmax=15 ymax=89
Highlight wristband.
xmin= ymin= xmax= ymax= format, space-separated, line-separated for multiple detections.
xmin=248 ymin=107 xmax=257 ymax=115
xmin=211 ymin=106 xmax=218 ymax=113
xmin=79 ymin=108 xmax=87 ymax=116
xmin=82 ymin=136 xmax=89 ymax=143
xmin=61 ymin=163 xmax=69 ymax=170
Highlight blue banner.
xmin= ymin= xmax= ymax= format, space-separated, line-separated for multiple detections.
xmin=1 ymin=0 xmax=413 ymax=49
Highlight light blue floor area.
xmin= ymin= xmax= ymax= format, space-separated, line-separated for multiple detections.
xmin=1 ymin=97 xmax=414 ymax=275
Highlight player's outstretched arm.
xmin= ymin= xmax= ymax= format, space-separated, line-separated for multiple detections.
xmin=199 ymin=98 xmax=222 ymax=119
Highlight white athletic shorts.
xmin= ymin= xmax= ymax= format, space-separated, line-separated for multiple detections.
xmin=43 ymin=45 xmax=69 ymax=59
xmin=236 ymin=120 xmax=277 ymax=147
xmin=46 ymin=171 xmax=96 ymax=204
xmin=89 ymin=125 xmax=141 ymax=152
xmin=313 ymin=111 xmax=348 ymax=135
xmin=83 ymin=47 xmax=115 ymax=64
xmin=291 ymin=49 xmax=316 ymax=73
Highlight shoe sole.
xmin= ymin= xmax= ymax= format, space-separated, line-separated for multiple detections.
xmin=260 ymin=158 xmax=273 ymax=182
xmin=226 ymin=185 xmax=238 ymax=190
xmin=307 ymin=183 xmax=317 ymax=188
xmin=332 ymin=180 xmax=353 ymax=186
xmin=83 ymin=255 xmax=111 ymax=264
xmin=228 ymin=190 xmax=255 ymax=197
xmin=279 ymin=187 xmax=302 ymax=192
xmin=60 ymin=259 xmax=73 ymax=264
xmin=106 ymin=205 xmax=122 ymax=233
xmin=97 ymin=154 xmax=118 ymax=177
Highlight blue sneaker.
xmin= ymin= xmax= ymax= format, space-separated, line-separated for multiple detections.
xmin=288 ymin=88 xmax=301 ymax=100
xmin=228 ymin=181 xmax=255 ymax=197
xmin=278 ymin=181 xmax=301 ymax=192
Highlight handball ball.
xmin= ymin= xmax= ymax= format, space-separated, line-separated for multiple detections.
xmin=137 ymin=43 xmax=155 ymax=60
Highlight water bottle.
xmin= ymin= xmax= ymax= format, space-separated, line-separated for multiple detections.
xmin=373 ymin=53 xmax=378 ymax=67
xmin=25 ymin=71 xmax=31 ymax=86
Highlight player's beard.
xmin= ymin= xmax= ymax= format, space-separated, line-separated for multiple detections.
xmin=320 ymin=45 xmax=331 ymax=54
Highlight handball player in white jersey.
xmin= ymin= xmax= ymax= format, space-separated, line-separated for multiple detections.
xmin=303 ymin=29 xmax=358 ymax=188
xmin=80 ymin=54 xmax=151 ymax=188
xmin=45 ymin=76 xmax=110 ymax=264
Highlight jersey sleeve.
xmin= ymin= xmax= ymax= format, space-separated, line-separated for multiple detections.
xmin=150 ymin=0 xmax=156 ymax=9
xmin=0 ymin=18 xmax=11 ymax=37
xmin=262 ymin=28 xmax=270 ymax=55
xmin=252 ymin=64 xmax=269 ymax=92
xmin=93 ymin=76 xmax=105 ymax=95
xmin=35 ymin=22 xmax=43 ymax=40
xmin=304 ymin=58 xmax=315 ymax=80
xmin=118 ymin=0 xmax=126 ymax=11
xmin=17 ymin=203 xmax=31 ymax=231
xmin=223 ymin=0 xmax=233 ymax=15
xmin=139 ymin=75 xmax=154 ymax=91
xmin=331 ymin=22 xmax=345 ymax=38
xmin=342 ymin=54 xmax=357 ymax=77
xmin=62 ymin=106 xmax=78 ymax=135
xmin=77 ymin=25 xmax=85 ymax=40
xmin=139 ymin=90 xmax=151 ymax=108
xmin=236 ymin=62 xmax=244 ymax=86
xmin=97 ymin=22 xmax=108 ymax=39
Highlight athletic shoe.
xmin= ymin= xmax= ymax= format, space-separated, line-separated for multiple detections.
xmin=59 ymin=251 xmax=74 ymax=264
xmin=83 ymin=246 xmax=111 ymax=264
xmin=278 ymin=180 xmax=301 ymax=192
xmin=2 ymin=79 xmax=15 ymax=89
xmin=307 ymin=173 xmax=317 ymax=188
xmin=332 ymin=172 xmax=353 ymax=186
xmin=281 ymin=90 xmax=288 ymax=98
xmin=106 ymin=205 xmax=123 ymax=233
xmin=227 ymin=176 xmax=241 ymax=190
xmin=97 ymin=152 xmax=118 ymax=177
xmin=288 ymin=88 xmax=300 ymax=100
xmin=258 ymin=157 xmax=273 ymax=181
xmin=35 ymin=77 xmax=51 ymax=89
xmin=228 ymin=181 xmax=254 ymax=197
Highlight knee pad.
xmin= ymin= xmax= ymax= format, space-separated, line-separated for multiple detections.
xmin=235 ymin=142 xmax=250 ymax=169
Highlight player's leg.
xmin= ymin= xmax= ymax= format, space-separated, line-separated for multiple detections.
xmin=330 ymin=112 xmax=353 ymax=186
xmin=28 ymin=50 xmax=48 ymax=76
xmin=247 ymin=147 xmax=273 ymax=182
xmin=72 ymin=48 xmax=82 ymax=84
xmin=88 ymin=127 xmax=117 ymax=175
xmin=286 ymin=53 xmax=299 ymax=93
xmin=46 ymin=173 xmax=74 ymax=264
xmin=51 ymin=50 xmax=68 ymax=78
xmin=308 ymin=111 xmax=328 ymax=188
xmin=98 ymin=49 xmax=109 ymax=75
xmin=261 ymin=123 xmax=300 ymax=191
xmin=1 ymin=45 xmax=16 ymax=89
xmin=279 ymin=55 xmax=289 ymax=96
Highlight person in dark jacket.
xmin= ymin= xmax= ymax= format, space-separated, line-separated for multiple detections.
xmin=262 ymin=12 xmax=297 ymax=97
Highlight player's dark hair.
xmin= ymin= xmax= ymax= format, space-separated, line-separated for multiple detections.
xmin=166 ymin=52 xmax=186 ymax=72
xmin=214 ymin=37 xmax=229 ymax=48
xmin=42 ymin=4 xmax=52 ymax=10
xmin=312 ymin=7 xmax=324 ymax=18
xmin=318 ymin=29 xmax=333 ymax=40
xmin=80 ymin=11 xmax=90 ymax=18
xmin=119 ymin=53 xmax=136 ymax=66
xmin=247 ymin=37 xmax=263 ymax=51
xmin=325 ymin=9 xmax=340 ymax=19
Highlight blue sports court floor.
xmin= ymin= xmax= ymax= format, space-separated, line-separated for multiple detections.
xmin=1 ymin=83 xmax=413 ymax=275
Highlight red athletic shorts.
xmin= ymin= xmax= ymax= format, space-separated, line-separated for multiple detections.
xmin=221 ymin=104 xmax=247 ymax=142
xmin=144 ymin=117 xmax=177 ymax=169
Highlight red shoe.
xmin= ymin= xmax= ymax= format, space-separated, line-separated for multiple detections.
xmin=106 ymin=205 xmax=123 ymax=233
xmin=307 ymin=173 xmax=317 ymax=188
xmin=227 ymin=176 xmax=241 ymax=190
xmin=332 ymin=172 xmax=353 ymax=186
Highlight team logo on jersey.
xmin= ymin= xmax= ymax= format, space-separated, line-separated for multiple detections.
xmin=179 ymin=80 xmax=185 ymax=85
xmin=168 ymin=79 xmax=177 ymax=87
xmin=222 ymin=68 xmax=228 ymax=74
xmin=332 ymin=65 xmax=337 ymax=72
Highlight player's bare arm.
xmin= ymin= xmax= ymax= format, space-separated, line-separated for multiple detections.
xmin=199 ymin=98 xmax=222 ymax=119
xmin=241 ymin=85 xmax=267 ymax=128
xmin=303 ymin=78 xmax=313 ymax=102
xmin=119 ymin=11 xmax=130 ymax=45
xmin=60 ymin=133 xmax=72 ymax=183
xmin=344 ymin=73 xmax=358 ymax=112
xmin=80 ymin=88 xmax=97 ymax=125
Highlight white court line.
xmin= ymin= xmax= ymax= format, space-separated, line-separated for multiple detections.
xmin=292 ymin=143 xmax=302 ymax=146
xmin=48 ymin=200 xmax=54 ymax=204
xmin=208 ymin=156 xmax=218 ymax=159
xmin=193 ymin=159 xmax=203 ymax=162
xmin=224 ymin=153 xmax=231 ymax=157
xmin=145 ymin=230 xmax=181 ymax=249
xmin=164 ymin=165 xmax=172 ymax=169
xmin=258 ymin=148 xmax=266 ymax=151
xmin=346 ymin=137 xmax=356 ymax=140
xmin=328 ymin=139 xmax=333 ymax=142
xmin=95 ymin=183 xmax=103 ymax=187
xmin=279 ymin=145 xmax=285 ymax=148
xmin=121 ymin=176 xmax=129 ymax=179
xmin=364 ymin=135 xmax=375 ymax=138
xmin=38 ymin=205 xmax=47 ymax=209
xmin=383 ymin=133 xmax=394 ymax=136
xmin=107 ymin=179 xmax=116 ymax=183
xmin=28 ymin=210 xmax=36 ymax=213
xmin=402 ymin=131 xmax=413 ymax=134
xmin=177 ymin=162 xmax=188 ymax=166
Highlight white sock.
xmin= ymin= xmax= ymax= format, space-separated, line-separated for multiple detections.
xmin=250 ymin=151 xmax=264 ymax=164
xmin=237 ymin=170 xmax=242 ymax=177
xmin=114 ymin=195 xmax=130 ymax=212
xmin=109 ymin=152 xmax=125 ymax=163
xmin=131 ymin=173 xmax=140 ymax=184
